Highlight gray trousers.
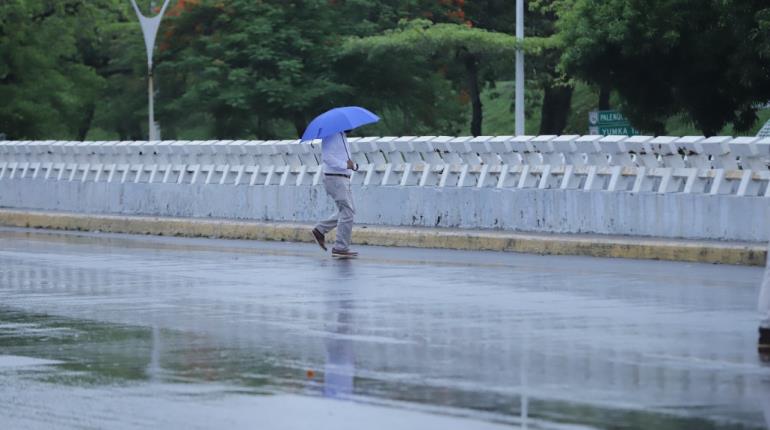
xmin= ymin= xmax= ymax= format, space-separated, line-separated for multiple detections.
xmin=315 ymin=175 xmax=355 ymax=251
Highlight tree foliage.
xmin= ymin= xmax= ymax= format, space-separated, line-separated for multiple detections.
xmin=558 ymin=0 xmax=770 ymax=135
xmin=0 ymin=1 xmax=117 ymax=139
xmin=343 ymin=19 xmax=553 ymax=135
xmin=157 ymin=0 xmax=353 ymax=138
xmin=2 ymin=0 xmax=770 ymax=139
xmin=344 ymin=19 xmax=549 ymax=58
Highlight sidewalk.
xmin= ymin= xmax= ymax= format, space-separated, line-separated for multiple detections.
xmin=0 ymin=208 xmax=764 ymax=266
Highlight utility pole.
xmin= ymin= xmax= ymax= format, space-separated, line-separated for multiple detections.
xmin=130 ymin=0 xmax=171 ymax=141
xmin=515 ymin=0 xmax=525 ymax=136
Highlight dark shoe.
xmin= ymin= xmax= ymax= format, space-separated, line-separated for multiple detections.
xmin=311 ymin=228 xmax=327 ymax=251
xmin=759 ymin=327 xmax=770 ymax=355
xmin=331 ymin=248 xmax=358 ymax=259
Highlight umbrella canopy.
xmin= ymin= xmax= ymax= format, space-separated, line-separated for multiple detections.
xmin=301 ymin=106 xmax=380 ymax=141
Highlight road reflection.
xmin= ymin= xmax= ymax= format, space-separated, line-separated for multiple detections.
xmin=324 ymin=261 xmax=356 ymax=399
xmin=324 ymin=299 xmax=354 ymax=399
xmin=1 ymin=230 xmax=769 ymax=429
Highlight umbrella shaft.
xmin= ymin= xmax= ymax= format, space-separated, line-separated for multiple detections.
xmin=342 ymin=134 xmax=352 ymax=161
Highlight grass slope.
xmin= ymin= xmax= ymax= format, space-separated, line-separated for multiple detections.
xmin=480 ymin=81 xmax=770 ymax=137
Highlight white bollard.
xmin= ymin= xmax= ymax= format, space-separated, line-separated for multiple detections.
xmin=760 ymin=242 xmax=770 ymax=330
xmin=757 ymin=244 xmax=770 ymax=356
xmin=0 ymin=135 xmax=767 ymax=198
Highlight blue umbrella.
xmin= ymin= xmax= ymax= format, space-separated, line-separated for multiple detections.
xmin=301 ymin=106 xmax=380 ymax=141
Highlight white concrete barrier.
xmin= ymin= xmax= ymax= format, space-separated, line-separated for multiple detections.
xmin=0 ymin=136 xmax=766 ymax=194
xmin=1 ymin=136 xmax=769 ymax=241
xmin=2 ymin=136 xmax=768 ymax=195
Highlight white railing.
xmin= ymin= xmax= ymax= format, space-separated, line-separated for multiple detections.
xmin=1 ymin=136 xmax=769 ymax=196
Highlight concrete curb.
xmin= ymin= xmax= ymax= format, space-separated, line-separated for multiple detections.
xmin=0 ymin=209 xmax=765 ymax=266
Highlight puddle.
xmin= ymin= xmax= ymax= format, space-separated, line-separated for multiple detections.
xmin=0 ymin=355 xmax=62 ymax=368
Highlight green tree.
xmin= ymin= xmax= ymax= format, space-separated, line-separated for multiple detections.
xmin=332 ymin=0 xmax=471 ymax=136
xmin=343 ymin=19 xmax=552 ymax=136
xmin=0 ymin=1 xmax=118 ymax=139
xmin=559 ymin=0 xmax=770 ymax=135
xmin=155 ymin=0 xmax=482 ymax=138
xmin=89 ymin=16 xmax=148 ymax=141
xmin=525 ymin=0 xmax=574 ymax=134
xmin=72 ymin=0 xmax=138 ymax=140
xmin=437 ymin=0 xmax=576 ymax=135
xmin=156 ymin=0 xmax=353 ymax=139
xmin=336 ymin=41 xmax=467 ymax=136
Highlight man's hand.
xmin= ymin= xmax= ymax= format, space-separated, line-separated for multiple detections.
xmin=347 ymin=159 xmax=358 ymax=171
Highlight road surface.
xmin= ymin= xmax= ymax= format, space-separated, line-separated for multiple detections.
xmin=0 ymin=227 xmax=768 ymax=429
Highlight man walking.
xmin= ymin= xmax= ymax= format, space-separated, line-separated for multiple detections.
xmin=312 ymin=131 xmax=359 ymax=258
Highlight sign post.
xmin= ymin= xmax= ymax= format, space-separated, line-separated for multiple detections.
xmin=515 ymin=0 xmax=525 ymax=136
xmin=589 ymin=110 xmax=639 ymax=136
xmin=130 ymin=0 xmax=172 ymax=141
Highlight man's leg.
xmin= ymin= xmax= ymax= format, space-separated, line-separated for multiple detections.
xmin=312 ymin=177 xmax=343 ymax=251
xmin=316 ymin=177 xmax=343 ymax=235
xmin=315 ymin=209 xmax=339 ymax=236
xmin=312 ymin=209 xmax=338 ymax=251
xmin=332 ymin=179 xmax=355 ymax=252
xmin=332 ymin=200 xmax=354 ymax=251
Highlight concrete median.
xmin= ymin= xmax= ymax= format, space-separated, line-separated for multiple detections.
xmin=0 ymin=208 xmax=764 ymax=266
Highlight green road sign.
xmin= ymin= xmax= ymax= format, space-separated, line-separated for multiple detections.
xmin=588 ymin=110 xmax=639 ymax=136
xmin=598 ymin=125 xmax=638 ymax=136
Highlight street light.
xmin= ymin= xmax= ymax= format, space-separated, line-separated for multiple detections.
xmin=515 ymin=0 xmax=525 ymax=136
xmin=130 ymin=0 xmax=172 ymax=141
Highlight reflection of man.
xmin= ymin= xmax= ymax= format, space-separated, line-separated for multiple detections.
xmin=323 ymin=262 xmax=355 ymax=398
xmin=324 ymin=299 xmax=354 ymax=398
xmin=759 ymin=242 xmax=770 ymax=357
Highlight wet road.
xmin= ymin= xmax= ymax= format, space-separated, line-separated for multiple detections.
xmin=0 ymin=227 xmax=768 ymax=429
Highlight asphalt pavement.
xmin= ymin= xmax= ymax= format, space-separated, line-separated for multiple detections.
xmin=0 ymin=227 xmax=768 ymax=429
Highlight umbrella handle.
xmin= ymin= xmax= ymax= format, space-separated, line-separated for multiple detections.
xmin=341 ymin=134 xmax=359 ymax=171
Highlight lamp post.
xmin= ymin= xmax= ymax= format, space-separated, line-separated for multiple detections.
xmin=130 ymin=0 xmax=172 ymax=141
xmin=515 ymin=0 xmax=525 ymax=136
